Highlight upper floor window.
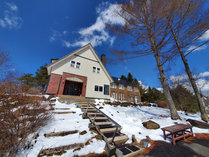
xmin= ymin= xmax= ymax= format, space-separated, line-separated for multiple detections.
xmin=127 ymin=86 xmax=132 ymax=91
xmin=70 ymin=61 xmax=75 ymax=67
xmin=97 ymin=68 xmax=100 ymax=73
xmin=110 ymin=83 xmax=116 ymax=88
xmin=119 ymin=84 xmax=124 ymax=90
xmin=134 ymin=87 xmax=139 ymax=92
xmin=76 ymin=62 xmax=80 ymax=68
xmin=93 ymin=67 xmax=96 ymax=73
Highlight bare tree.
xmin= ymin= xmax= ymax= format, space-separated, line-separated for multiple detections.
xmin=109 ymin=0 xmax=180 ymax=119
xmin=162 ymin=0 xmax=209 ymax=122
xmin=0 ymin=49 xmax=9 ymax=74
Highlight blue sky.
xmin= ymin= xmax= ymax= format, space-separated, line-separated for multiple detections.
xmin=0 ymin=0 xmax=209 ymax=92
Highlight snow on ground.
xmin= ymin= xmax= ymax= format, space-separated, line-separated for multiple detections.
xmin=95 ymin=102 xmax=209 ymax=144
xmin=17 ymin=99 xmax=105 ymax=157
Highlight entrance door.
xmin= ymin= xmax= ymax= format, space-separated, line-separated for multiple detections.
xmin=63 ymin=80 xmax=83 ymax=96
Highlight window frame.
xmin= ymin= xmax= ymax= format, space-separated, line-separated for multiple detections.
xmin=93 ymin=67 xmax=96 ymax=73
xmin=94 ymin=85 xmax=99 ymax=91
xmin=127 ymin=86 xmax=132 ymax=91
xmin=70 ymin=61 xmax=75 ymax=68
xmin=76 ymin=62 xmax=81 ymax=69
xmin=119 ymin=84 xmax=124 ymax=90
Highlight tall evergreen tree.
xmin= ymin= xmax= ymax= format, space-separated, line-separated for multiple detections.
xmin=18 ymin=73 xmax=36 ymax=87
xmin=35 ymin=65 xmax=49 ymax=93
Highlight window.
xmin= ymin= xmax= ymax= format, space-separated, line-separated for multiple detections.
xmin=112 ymin=92 xmax=117 ymax=99
xmin=127 ymin=86 xmax=132 ymax=91
xmin=129 ymin=95 xmax=133 ymax=101
xmin=97 ymin=68 xmax=100 ymax=73
xmin=110 ymin=83 xmax=116 ymax=88
xmin=119 ymin=93 xmax=124 ymax=101
xmin=104 ymin=85 xmax=109 ymax=95
xmin=99 ymin=86 xmax=103 ymax=92
xmin=135 ymin=96 xmax=139 ymax=103
xmin=95 ymin=85 xmax=98 ymax=91
xmin=119 ymin=84 xmax=124 ymax=90
xmin=70 ymin=61 xmax=75 ymax=67
xmin=134 ymin=87 xmax=139 ymax=92
xmin=76 ymin=62 xmax=80 ymax=68
xmin=93 ymin=67 xmax=96 ymax=72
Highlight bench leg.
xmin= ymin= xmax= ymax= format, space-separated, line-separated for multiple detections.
xmin=163 ymin=130 xmax=166 ymax=140
xmin=172 ymin=133 xmax=176 ymax=145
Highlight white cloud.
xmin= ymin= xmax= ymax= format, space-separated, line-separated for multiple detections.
xmin=6 ymin=2 xmax=18 ymax=11
xmin=199 ymin=30 xmax=209 ymax=41
xmin=187 ymin=29 xmax=209 ymax=53
xmin=63 ymin=40 xmax=71 ymax=48
xmin=0 ymin=2 xmax=22 ymax=29
xmin=170 ymin=71 xmax=209 ymax=94
xmin=63 ymin=3 xmax=124 ymax=48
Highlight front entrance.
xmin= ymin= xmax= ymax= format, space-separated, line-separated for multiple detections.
xmin=63 ymin=80 xmax=83 ymax=96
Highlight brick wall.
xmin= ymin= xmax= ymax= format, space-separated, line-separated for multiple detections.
xmin=46 ymin=73 xmax=62 ymax=94
xmin=110 ymin=84 xmax=141 ymax=103
xmin=58 ymin=72 xmax=87 ymax=97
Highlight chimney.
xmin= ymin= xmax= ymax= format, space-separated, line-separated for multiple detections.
xmin=101 ymin=54 xmax=106 ymax=67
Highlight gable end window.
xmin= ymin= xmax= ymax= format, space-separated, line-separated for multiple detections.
xmin=93 ymin=67 xmax=96 ymax=72
xmin=97 ymin=68 xmax=100 ymax=73
xmin=70 ymin=61 xmax=75 ymax=67
xmin=76 ymin=62 xmax=81 ymax=68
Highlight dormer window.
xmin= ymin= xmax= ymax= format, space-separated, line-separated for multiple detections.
xmin=70 ymin=61 xmax=75 ymax=67
xmin=76 ymin=62 xmax=80 ymax=68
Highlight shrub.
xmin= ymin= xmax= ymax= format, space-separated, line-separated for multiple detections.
xmin=0 ymin=83 xmax=51 ymax=156
xmin=156 ymin=100 xmax=169 ymax=109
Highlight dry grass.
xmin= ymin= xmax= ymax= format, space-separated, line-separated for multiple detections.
xmin=0 ymin=82 xmax=51 ymax=156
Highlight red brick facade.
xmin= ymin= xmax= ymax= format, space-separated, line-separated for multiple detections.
xmin=58 ymin=72 xmax=87 ymax=97
xmin=110 ymin=85 xmax=141 ymax=103
xmin=47 ymin=73 xmax=62 ymax=94
xmin=47 ymin=72 xmax=87 ymax=97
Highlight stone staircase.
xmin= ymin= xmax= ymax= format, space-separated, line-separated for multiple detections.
xmin=78 ymin=102 xmax=143 ymax=157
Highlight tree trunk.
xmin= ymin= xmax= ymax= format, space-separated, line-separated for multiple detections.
xmin=154 ymin=52 xmax=180 ymax=120
xmin=170 ymin=25 xmax=208 ymax=122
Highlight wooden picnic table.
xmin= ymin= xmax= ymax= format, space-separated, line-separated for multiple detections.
xmin=161 ymin=123 xmax=193 ymax=145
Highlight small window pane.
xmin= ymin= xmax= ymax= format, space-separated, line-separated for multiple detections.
xmin=110 ymin=83 xmax=116 ymax=88
xmin=93 ymin=67 xmax=96 ymax=72
xmin=99 ymin=86 xmax=103 ymax=92
xmin=95 ymin=85 xmax=98 ymax=91
xmin=71 ymin=61 xmax=75 ymax=67
xmin=119 ymin=84 xmax=124 ymax=90
xmin=97 ymin=68 xmax=100 ymax=73
xmin=76 ymin=62 xmax=80 ymax=68
xmin=104 ymin=85 xmax=109 ymax=95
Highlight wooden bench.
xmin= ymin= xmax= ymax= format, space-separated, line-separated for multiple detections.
xmin=161 ymin=123 xmax=193 ymax=145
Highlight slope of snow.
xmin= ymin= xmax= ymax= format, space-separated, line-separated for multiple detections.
xmin=17 ymin=99 xmax=105 ymax=157
xmin=96 ymin=103 xmax=209 ymax=143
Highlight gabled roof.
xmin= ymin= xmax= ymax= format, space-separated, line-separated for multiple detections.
xmin=46 ymin=43 xmax=113 ymax=82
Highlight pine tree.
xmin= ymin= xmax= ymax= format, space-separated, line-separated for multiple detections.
xmin=35 ymin=65 xmax=49 ymax=93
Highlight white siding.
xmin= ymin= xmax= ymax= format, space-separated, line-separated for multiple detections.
xmin=51 ymin=48 xmax=111 ymax=99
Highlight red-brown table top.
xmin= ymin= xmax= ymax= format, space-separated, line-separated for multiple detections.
xmin=161 ymin=123 xmax=192 ymax=133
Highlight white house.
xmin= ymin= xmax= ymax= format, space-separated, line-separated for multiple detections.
xmin=46 ymin=43 xmax=113 ymax=99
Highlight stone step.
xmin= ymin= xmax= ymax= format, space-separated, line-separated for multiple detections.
xmin=100 ymin=127 xmax=121 ymax=133
xmin=107 ymin=135 xmax=129 ymax=145
xmin=94 ymin=122 xmax=113 ymax=126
